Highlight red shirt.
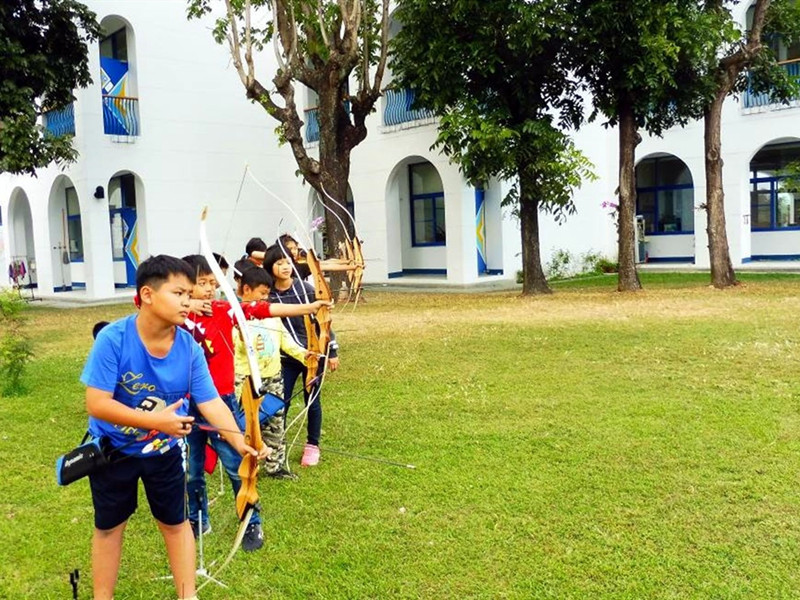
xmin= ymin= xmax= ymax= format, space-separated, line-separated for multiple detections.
xmin=193 ymin=300 xmax=272 ymax=395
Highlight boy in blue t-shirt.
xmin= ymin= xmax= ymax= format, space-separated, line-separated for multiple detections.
xmin=81 ymin=255 xmax=266 ymax=600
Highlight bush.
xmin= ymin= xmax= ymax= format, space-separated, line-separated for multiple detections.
xmin=518 ymin=249 xmax=618 ymax=283
xmin=595 ymin=258 xmax=619 ymax=273
xmin=0 ymin=290 xmax=34 ymax=396
xmin=546 ymin=249 xmax=575 ymax=280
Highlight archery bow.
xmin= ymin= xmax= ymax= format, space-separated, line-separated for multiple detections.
xmin=197 ymin=207 xmax=265 ymax=590
xmin=319 ymin=183 xmax=365 ymax=308
xmin=244 ymin=169 xmax=336 ymax=443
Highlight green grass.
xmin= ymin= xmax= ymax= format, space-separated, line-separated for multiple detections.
xmin=4 ymin=273 xmax=800 ymax=598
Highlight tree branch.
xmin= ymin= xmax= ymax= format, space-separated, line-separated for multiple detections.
xmin=371 ymin=0 xmax=390 ymax=96
xmin=224 ymin=0 xmax=249 ymax=89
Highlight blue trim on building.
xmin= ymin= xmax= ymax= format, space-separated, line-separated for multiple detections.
xmin=72 ymin=282 xmax=86 ymax=289
xmin=647 ymin=231 xmax=695 ymax=237
xmin=742 ymin=257 xmax=752 ymax=263
xmin=388 ymin=271 xmax=403 ymax=279
xmin=53 ymin=285 xmax=72 ymax=292
xmin=751 ymin=254 xmax=800 ymax=261
xmin=401 ymin=268 xmax=447 ymax=275
xmin=646 ymin=256 xmax=694 ymax=263
xmin=114 ymin=283 xmax=135 ymax=289
xmin=485 ymin=269 xmax=504 ymax=275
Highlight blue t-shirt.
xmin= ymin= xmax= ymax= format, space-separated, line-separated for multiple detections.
xmin=80 ymin=314 xmax=218 ymax=456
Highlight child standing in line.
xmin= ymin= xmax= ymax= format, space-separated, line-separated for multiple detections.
xmin=234 ymin=265 xmax=309 ymax=479
xmin=264 ymin=245 xmax=340 ymax=467
xmin=80 ymin=255 xmax=266 ymax=600
xmin=180 ymin=254 xmax=327 ymax=551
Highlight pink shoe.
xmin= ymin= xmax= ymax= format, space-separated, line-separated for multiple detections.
xmin=301 ymin=443 xmax=320 ymax=467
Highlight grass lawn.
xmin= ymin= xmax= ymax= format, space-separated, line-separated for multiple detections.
xmin=3 ymin=272 xmax=800 ymax=598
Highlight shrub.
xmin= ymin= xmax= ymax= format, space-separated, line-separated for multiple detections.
xmin=0 ymin=290 xmax=34 ymax=396
xmin=546 ymin=249 xmax=574 ymax=280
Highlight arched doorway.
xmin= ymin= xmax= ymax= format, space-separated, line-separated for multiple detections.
xmin=635 ymin=154 xmax=695 ymax=262
xmin=108 ymin=171 xmax=145 ymax=287
xmin=385 ymin=157 xmax=447 ymax=276
xmin=7 ymin=188 xmax=37 ymax=289
xmin=47 ymin=175 xmax=85 ymax=291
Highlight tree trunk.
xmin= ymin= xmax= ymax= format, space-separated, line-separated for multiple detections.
xmin=617 ymin=102 xmax=642 ymax=292
xmin=519 ymin=173 xmax=552 ymax=295
xmin=316 ymin=81 xmax=352 ymax=296
xmin=704 ymin=94 xmax=738 ymax=288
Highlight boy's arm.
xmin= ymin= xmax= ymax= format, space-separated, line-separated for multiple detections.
xmin=85 ymin=387 xmax=194 ymax=437
xmin=262 ymin=300 xmax=331 ymax=318
xmin=196 ymin=398 xmax=268 ymax=459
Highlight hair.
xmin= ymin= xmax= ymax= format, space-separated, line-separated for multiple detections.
xmin=277 ymin=233 xmax=298 ymax=248
xmin=262 ymin=244 xmax=293 ymax=278
xmin=135 ymin=255 xmax=196 ymax=297
xmin=212 ymin=252 xmax=229 ymax=270
xmin=239 ymin=263 xmax=272 ymax=291
xmin=181 ymin=254 xmax=213 ymax=277
xmin=233 ymin=258 xmax=257 ymax=281
xmin=92 ymin=321 xmax=109 ymax=340
xmin=245 ymin=237 xmax=267 ymax=256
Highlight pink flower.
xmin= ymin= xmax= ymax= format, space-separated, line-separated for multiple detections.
xmin=310 ymin=216 xmax=325 ymax=232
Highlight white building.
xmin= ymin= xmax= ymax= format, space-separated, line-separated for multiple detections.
xmin=2 ymin=1 xmax=797 ymax=300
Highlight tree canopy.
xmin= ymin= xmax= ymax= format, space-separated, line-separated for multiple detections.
xmin=0 ymin=0 xmax=99 ymax=175
xmin=569 ymin=0 xmax=714 ymax=291
xmin=392 ymin=0 xmax=594 ymax=294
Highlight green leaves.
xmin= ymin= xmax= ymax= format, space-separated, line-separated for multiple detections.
xmin=0 ymin=290 xmax=34 ymax=396
xmin=0 ymin=0 xmax=99 ymax=175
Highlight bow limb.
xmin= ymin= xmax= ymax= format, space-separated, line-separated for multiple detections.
xmin=350 ymin=237 xmax=365 ymax=309
xmin=303 ymin=314 xmax=321 ymax=392
xmin=305 ymin=248 xmax=332 ymax=353
xmin=318 ymin=184 xmax=365 ymax=306
xmin=197 ymin=207 xmax=264 ymax=585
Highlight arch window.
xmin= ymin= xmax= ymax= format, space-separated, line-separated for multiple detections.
xmin=750 ymin=141 xmax=800 ymax=230
xmin=65 ymin=187 xmax=84 ymax=261
xmin=635 ymin=156 xmax=694 ymax=235
xmin=409 ymin=162 xmax=445 ymax=246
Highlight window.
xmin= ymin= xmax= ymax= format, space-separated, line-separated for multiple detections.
xmin=409 ymin=163 xmax=445 ymax=246
xmin=66 ymin=187 xmax=83 ymax=261
xmin=635 ymin=156 xmax=694 ymax=234
xmin=99 ymin=28 xmax=128 ymax=62
xmin=750 ymin=141 xmax=800 ymax=230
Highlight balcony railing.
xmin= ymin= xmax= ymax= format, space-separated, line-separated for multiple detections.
xmin=305 ymin=107 xmax=320 ymax=143
xmin=43 ymin=103 xmax=75 ymax=137
xmin=383 ymin=88 xmax=434 ymax=126
xmin=102 ymin=95 xmax=140 ymax=136
xmin=743 ymin=59 xmax=800 ymax=109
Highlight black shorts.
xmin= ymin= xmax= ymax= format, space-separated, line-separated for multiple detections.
xmin=89 ymin=443 xmax=186 ymax=530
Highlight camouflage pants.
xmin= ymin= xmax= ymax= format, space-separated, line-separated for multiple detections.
xmin=259 ymin=375 xmax=287 ymax=474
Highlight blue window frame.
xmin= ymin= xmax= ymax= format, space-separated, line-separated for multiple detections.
xmin=409 ymin=162 xmax=445 ymax=246
xmin=635 ymin=156 xmax=694 ymax=235
xmin=750 ymin=141 xmax=800 ymax=231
